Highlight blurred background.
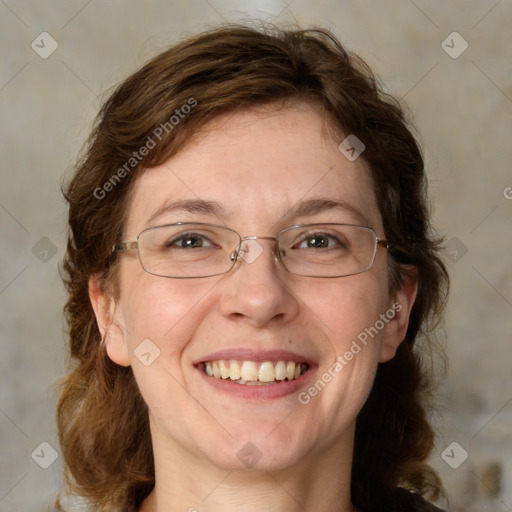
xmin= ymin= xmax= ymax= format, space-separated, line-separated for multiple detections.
xmin=1 ymin=1 xmax=511 ymax=511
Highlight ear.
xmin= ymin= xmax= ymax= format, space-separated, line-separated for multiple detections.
xmin=379 ymin=268 xmax=418 ymax=363
xmin=88 ymin=274 xmax=131 ymax=367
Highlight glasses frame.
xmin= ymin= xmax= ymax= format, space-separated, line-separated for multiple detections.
xmin=111 ymin=222 xmax=389 ymax=279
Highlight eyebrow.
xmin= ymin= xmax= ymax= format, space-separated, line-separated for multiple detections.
xmin=282 ymin=198 xmax=370 ymax=226
xmin=145 ymin=198 xmax=227 ymax=227
xmin=145 ymin=197 xmax=369 ymax=228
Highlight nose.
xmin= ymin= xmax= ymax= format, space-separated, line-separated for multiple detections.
xmin=219 ymin=238 xmax=300 ymax=328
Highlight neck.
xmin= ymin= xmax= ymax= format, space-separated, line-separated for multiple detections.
xmin=140 ymin=422 xmax=356 ymax=512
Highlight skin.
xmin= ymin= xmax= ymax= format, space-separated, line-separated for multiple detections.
xmin=90 ymin=103 xmax=417 ymax=512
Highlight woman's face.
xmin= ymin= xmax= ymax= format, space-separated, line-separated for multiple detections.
xmin=93 ymin=103 xmax=414 ymax=473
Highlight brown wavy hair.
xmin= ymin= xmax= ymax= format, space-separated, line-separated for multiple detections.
xmin=57 ymin=23 xmax=449 ymax=511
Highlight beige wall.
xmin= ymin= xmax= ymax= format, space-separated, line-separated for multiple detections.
xmin=1 ymin=1 xmax=511 ymax=510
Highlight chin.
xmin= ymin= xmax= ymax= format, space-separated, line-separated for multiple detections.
xmin=198 ymin=428 xmax=313 ymax=473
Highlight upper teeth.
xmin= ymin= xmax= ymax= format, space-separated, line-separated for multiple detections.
xmin=203 ymin=360 xmax=308 ymax=383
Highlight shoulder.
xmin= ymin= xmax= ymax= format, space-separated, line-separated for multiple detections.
xmin=393 ymin=487 xmax=446 ymax=512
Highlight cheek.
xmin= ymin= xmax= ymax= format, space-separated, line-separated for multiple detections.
xmin=294 ymin=274 xmax=389 ymax=412
xmin=118 ymin=269 xmax=213 ymax=358
xmin=117 ymin=275 xmax=215 ymax=420
xmin=299 ymin=273 xmax=388 ymax=351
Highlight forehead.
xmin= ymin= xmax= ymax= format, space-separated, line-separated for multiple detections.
xmin=125 ymin=104 xmax=382 ymax=236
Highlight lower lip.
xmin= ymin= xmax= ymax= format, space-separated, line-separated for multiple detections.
xmin=196 ymin=366 xmax=316 ymax=400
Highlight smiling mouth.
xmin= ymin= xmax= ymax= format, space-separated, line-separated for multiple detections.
xmin=200 ymin=360 xmax=310 ymax=385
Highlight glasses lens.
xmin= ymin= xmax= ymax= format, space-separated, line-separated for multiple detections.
xmin=278 ymin=224 xmax=378 ymax=277
xmin=138 ymin=223 xmax=240 ymax=278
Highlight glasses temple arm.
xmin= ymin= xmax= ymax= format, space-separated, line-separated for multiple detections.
xmin=112 ymin=241 xmax=139 ymax=253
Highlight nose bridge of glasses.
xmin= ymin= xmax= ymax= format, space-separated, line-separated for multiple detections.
xmin=230 ymin=235 xmax=280 ymax=264
xmin=242 ymin=235 xmax=277 ymax=242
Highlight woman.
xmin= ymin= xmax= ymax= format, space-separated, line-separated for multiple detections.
xmin=57 ymin=24 xmax=449 ymax=512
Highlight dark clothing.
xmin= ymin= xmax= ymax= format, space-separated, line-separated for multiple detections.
xmin=357 ymin=488 xmax=446 ymax=512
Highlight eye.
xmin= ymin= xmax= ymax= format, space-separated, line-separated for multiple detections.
xmin=166 ymin=233 xmax=217 ymax=249
xmin=295 ymin=233 xmax=347 ymax=250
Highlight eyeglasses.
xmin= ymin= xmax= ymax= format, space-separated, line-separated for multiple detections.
xmin=112 ymin=222 xmax=389 ymax=279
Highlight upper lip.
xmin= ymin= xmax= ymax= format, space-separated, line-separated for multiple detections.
xmin=194 ymin=348 xmax=316 ymax=366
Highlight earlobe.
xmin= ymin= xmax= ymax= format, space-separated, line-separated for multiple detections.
xmin=379 ymin=269 xmax=418 ymax=363
xmin=88 ymin=274 xmax=131 ymax=367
